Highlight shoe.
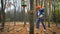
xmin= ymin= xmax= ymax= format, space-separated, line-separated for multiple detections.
xmin=43 ymin=29 xmax=46 ymax=32
xmin=43 ymin=29 xmax=48 ymax=34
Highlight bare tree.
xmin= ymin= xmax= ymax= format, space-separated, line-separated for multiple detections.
xmin=29 ymin=0 xmax=34 ymax=34
xmin=1 ymin=0 xmax=5 ymax=32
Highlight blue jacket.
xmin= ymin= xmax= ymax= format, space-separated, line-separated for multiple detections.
xmin=38 ymin=8 xmax=44 ymax=16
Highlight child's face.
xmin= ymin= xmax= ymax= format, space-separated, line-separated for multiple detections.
xmin=37 ymin=8 xmax=40 ymax=11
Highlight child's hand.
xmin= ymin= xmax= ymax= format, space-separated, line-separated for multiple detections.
xmin=39 ymin=15 xmax=43 ymax=18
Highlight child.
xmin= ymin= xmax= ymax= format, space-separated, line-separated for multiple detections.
xmin=36 ymin=5 xmax=46 ymax=33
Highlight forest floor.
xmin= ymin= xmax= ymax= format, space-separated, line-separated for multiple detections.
xmin=0 ymin=22 xmax=60 ymax=34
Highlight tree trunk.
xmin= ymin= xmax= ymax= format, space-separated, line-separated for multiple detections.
xmin=29 ymin=0 xmax=34 ymax=34
xmin=1 ymin=0 xmax=5 ymax=32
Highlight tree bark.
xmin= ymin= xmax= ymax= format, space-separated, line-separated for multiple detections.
xmin=29 ymin=0 xmax=34 ymax=34
xmin=1 ymin=0 xmax=5 ymax=32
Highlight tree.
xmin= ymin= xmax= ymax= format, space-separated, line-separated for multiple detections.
xmin=29 ymin=0 xmax=34 ymax=34
xmin=0 ymin=11 xmax=1 ymax=23
xmin=1 ymin=0 xmax=5 ymax=32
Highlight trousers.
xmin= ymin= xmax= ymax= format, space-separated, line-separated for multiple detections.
xmin=36 ymin=18 xmax=46 ymax=29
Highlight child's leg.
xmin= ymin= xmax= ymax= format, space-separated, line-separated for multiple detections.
xmin=36 ymin=18 xmax=40 ymax=29
xmin=36 ymin=18 xmax=40 ymax=33
xmin=41 ymin=19 xmax=46 ymax=30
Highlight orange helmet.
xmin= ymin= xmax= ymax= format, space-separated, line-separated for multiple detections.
xmin=36 ymin=5 xmax=41 ymax=10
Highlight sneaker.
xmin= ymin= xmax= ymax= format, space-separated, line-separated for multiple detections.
xmin=43 ymin=29 xmax=48 ymax=34
xmin=43 ymin=29 xmax=46 ymax=32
